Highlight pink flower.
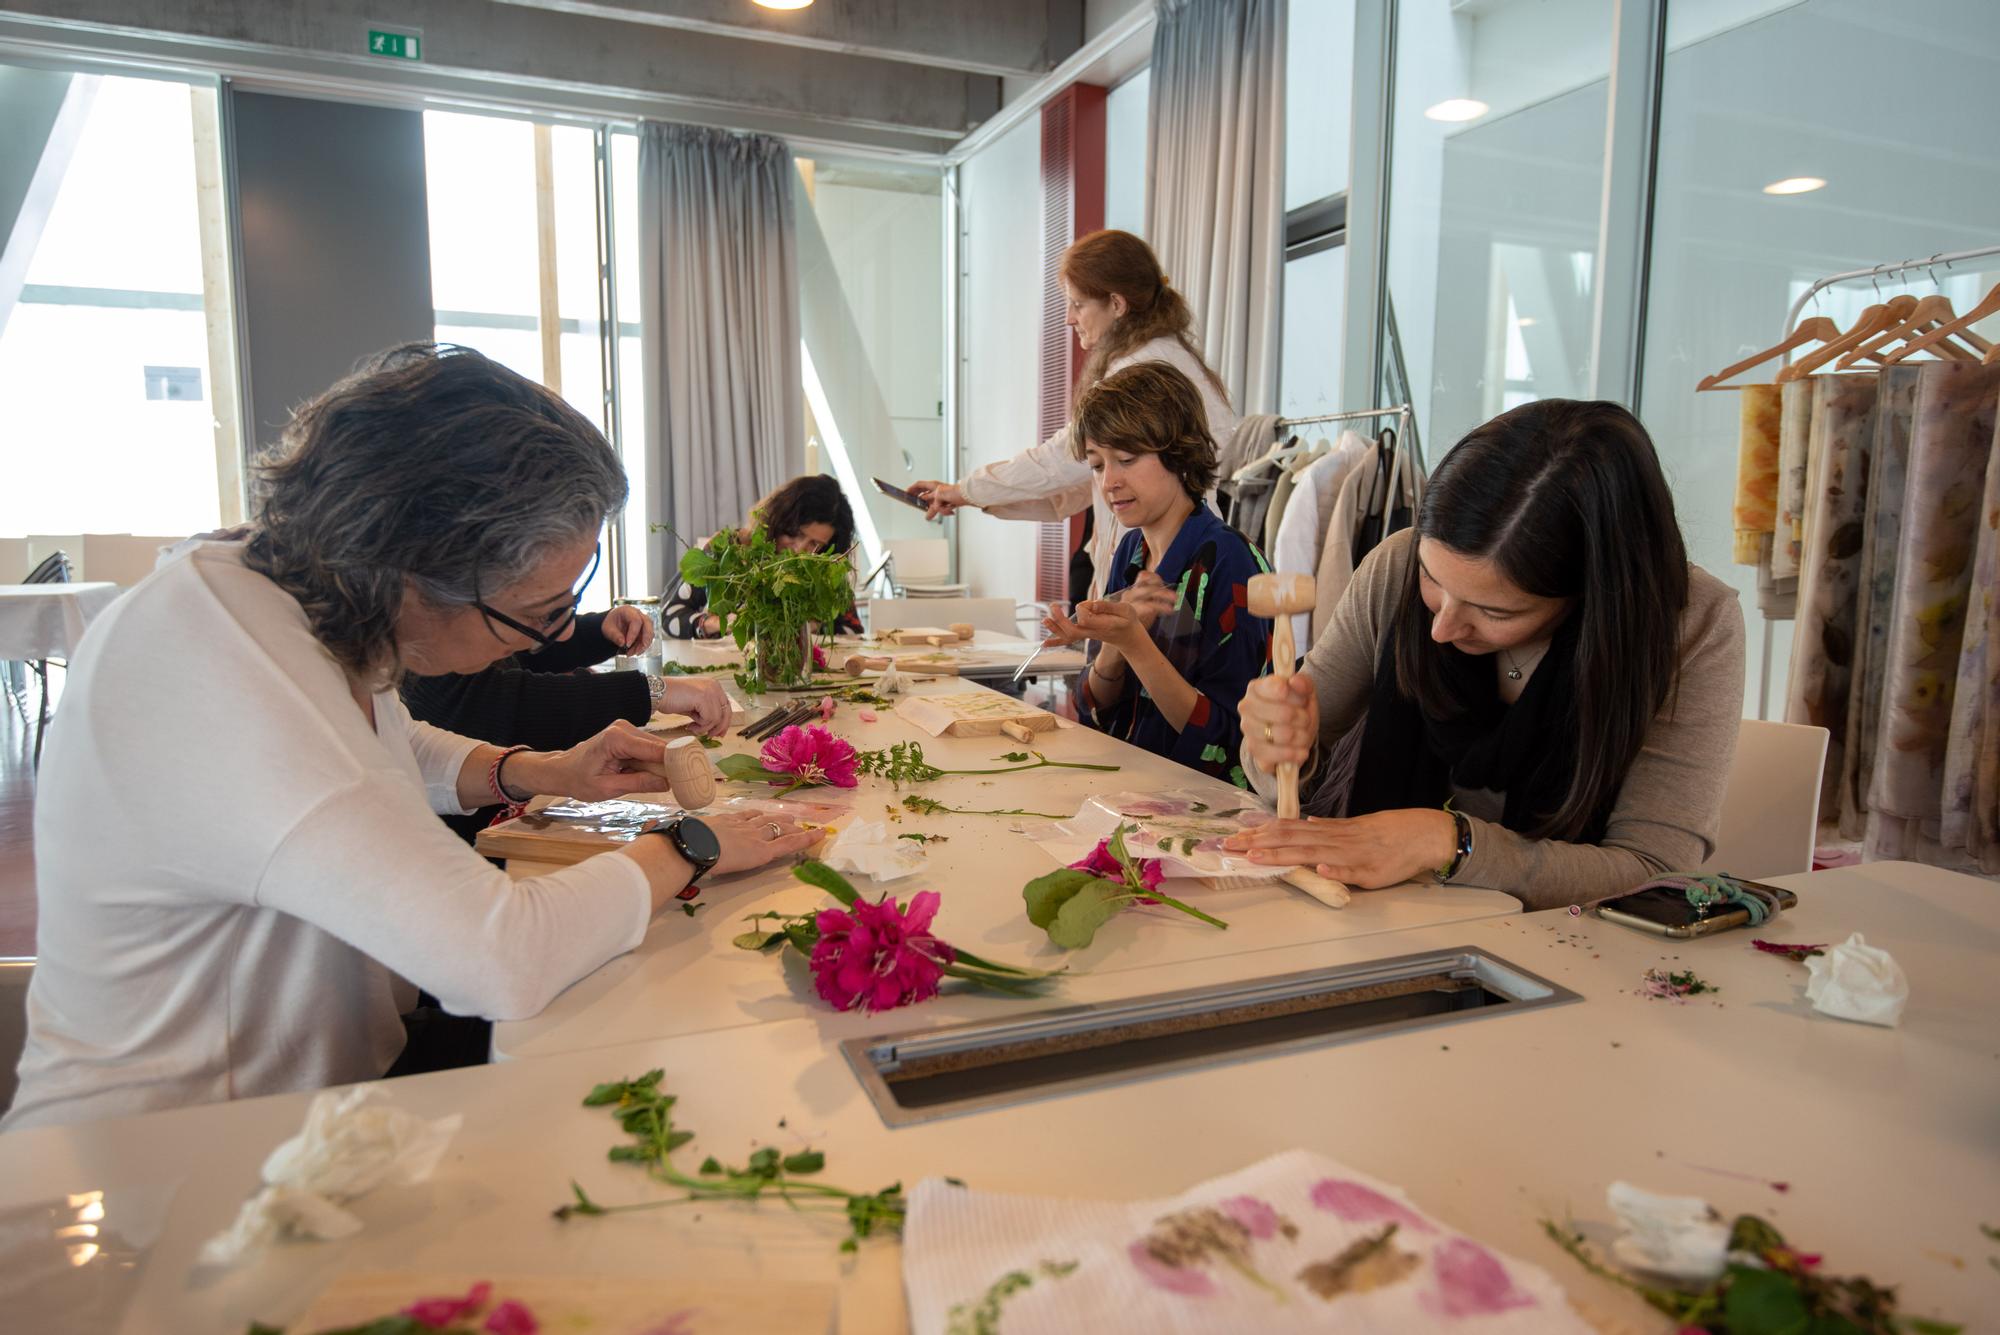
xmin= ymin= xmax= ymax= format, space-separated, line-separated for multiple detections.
xmin=818 ymin=694 xmax=836 ymax=723
xmin=1069 ymin=839 xmax=1165 ymax=893
xmin=484 ymin=1300 xmax=539 ymax=1335
xmin=1420 ymin=1238 xmax=1537 ymax=1318
xmin=811 ymin=642 xmax=829 ymax=670
xmin=858 ymin=709 xmax=879 ymax=723
xmin=809 ymin=890 xmax=956 ymax=1012
xmin=1309 ymin=1179 xmax=1436 ymax=1233
xmin=760 ymin=725 xmax=858 ymax=788
xmin=1219 ymin=1195 xmax=1282 ymax=1240
xmin=403 ymin=1281 xmax=492 ymax=1329
xmin=1127 ymin=1240 xmax=1218 ymax=1296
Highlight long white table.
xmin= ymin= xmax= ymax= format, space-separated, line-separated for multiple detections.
xmin=1 ymin=861 xmax=1990 ymax=1333
xmin=493 ymin=673 xmax=1520 ymax=1061
xmin=0 ymin=581 xmax=120 ymax=661
xmin=657 ymin=627 xmax=1088 ymax=686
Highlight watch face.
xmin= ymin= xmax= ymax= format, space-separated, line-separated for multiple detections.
xmin=676 ymin=816 xmax=722 ymax=866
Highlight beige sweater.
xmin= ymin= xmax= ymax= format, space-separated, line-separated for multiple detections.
xmin=1248 ymin=529 xmax=1746 ymax=910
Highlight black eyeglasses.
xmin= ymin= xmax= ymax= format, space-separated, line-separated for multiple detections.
xmin=473 ymin=544 xmax=601 ymax=648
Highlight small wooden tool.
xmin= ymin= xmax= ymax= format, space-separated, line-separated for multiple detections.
xmin=1246 ymin=571 xmax=1351 ymax=908
xmin=648 ymin=735 xmax=716 ymax=809
xmin=844 ymin=652 xmax=960 ymax=676
xmin=1000 ymin=720 xmax=1039 ymax=744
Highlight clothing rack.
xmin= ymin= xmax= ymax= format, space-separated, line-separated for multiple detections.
xmin=1754 ymin=243 xmax=2000 ymax=718
xmin=1276 ymin=403 xmax=1414 ymax=434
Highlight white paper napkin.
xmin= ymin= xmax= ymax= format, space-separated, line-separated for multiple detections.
xmin=198 ymin=1087 xmax=461 ymax=1266
xmin=1606 ymin=1181 xmax=1729 ymax=1282
xmin=1804 ymin=932 xmax=1909 ymax=1027
xmin=904 ymin=1149 xmax=1591 ymax=1334
xmin=822 ymin=818 xmax=930 ymax=882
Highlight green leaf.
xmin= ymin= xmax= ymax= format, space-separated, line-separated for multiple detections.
xmin=783 ymin=921 xmax=819 ymax=952
xmin=732 ymin=929 xmax=787 ymax=951
xmin=747 ymin=1147 xmax=782 ymax=1177
xmin=1722 ymin=1264 xmax=1811 ymax=1334
xmin=246 ymin=1325 xmax=286 ymax=1335
xmin=998 ymin=751 xmax=1030 ymax=762
xmin=665 ymin=1129 xmax=695 ymax=1152
xmin=794 ymin=859 xmax=861 ymax=907
xmin=1022 ymin=868 xmax=1101 ymax=929
xmin=1049 ymin=877 xmax=1125 ymax=950
xmin=582 ymin=1080 xmax=627 ymax=1107
xmin=699 ymin=1156 xmax=723 ymax=1175
xmin=716 ymin=754 xmax=785 ymax=784
xmin=608 ymin=1144 xmax=653 ymax=1162
xmin=783 ymin=1150 xmax=826 ymax=1175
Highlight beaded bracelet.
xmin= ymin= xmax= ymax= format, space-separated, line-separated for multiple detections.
xmin=488 ymin=744 xmax=532 ymax=818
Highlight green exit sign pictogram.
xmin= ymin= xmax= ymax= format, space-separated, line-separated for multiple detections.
xmin=366 ymin=29 xmax=422 ymax=60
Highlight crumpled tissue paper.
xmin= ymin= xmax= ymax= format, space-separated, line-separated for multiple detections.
xmin=198 ymin=1086 xmax=461 ymax=1266
xmin=822 ymin=818 xmax=928 ymax=881
xmin=1605 ymin=1181 xmax=1729 ymax=1282
xmin=1803 ymin=931 xmax=1908 ymax=1027
xmin=874 ymin=661 xmax=909 ymax=695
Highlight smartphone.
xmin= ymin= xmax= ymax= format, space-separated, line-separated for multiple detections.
xmin=1595 ymin=881 xmax=1798 ymax=939
xmin=873 ymin=477 xmax=929 ymax=511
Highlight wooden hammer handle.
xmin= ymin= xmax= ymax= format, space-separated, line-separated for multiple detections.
xmin=1270 ymin=614 xmax=1300 ymax=821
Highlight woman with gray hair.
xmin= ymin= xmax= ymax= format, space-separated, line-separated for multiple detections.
xmin=4 ymin=345 xmax=820 ymax=1129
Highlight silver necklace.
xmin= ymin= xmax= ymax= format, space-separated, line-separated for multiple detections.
xmin=1502 ymin=643 xmax=1549 ymax=681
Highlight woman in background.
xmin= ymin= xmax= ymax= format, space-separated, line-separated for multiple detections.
xmin=662 ymin=473 xmax=858 ymax=638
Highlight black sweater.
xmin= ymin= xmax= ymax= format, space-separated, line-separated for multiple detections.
xmin=400 ymin=611 xmax=652 ymax=838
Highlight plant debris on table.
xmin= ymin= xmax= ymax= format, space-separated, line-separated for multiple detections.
xmin=1639 ymin=967 xmax=1718 ymax=1000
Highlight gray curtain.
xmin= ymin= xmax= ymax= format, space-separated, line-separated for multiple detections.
xmin=1145 ymin=0 xmax=1286 ymax=415
xmin=638 ymin=123 xmax=802 ymax=574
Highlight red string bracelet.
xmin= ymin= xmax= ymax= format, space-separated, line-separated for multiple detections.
xmin=487 ymin=745 xmax=531 ymax=824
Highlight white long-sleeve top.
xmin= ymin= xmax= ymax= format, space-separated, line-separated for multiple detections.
xmin=959 ymin=335 xmax=1238 ymax=600
xmin=3 ymin=541 xmax=653 ymax=1130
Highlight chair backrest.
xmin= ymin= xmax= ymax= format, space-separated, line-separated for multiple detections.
xmin=0 ymin=958 xmax=31 ymax=1116
xmin=868 ymin=596 xmax=1019 ymax=637
xmin=26 ymin=535 xmax=85 ymax=579
xmin=23 ymin=551 xmax=72 ymax=585
xmin=82 ymin=533 xmax=177 ymax=588
xmin=884 ymin=537 xmax=950 ymax=583
xmin=1698 ymin=718 xmax=1829 ymax=880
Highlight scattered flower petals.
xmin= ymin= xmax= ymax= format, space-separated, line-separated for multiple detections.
xmin=1127 ymin=1239 xmax=1218 ymax=1296
xmin=1309 ymin=1179 xmax=1436 ymax=1234
xmin=483 ymin=1299 xmax=540 ymax=1335
xmin=859 ymin=709 xmax=879 ymax=723
xmin=1752 ymin=939 xmax=1828 ymax=962
xmin=1422 ymin=1238 xmax=1538 ymax=1317
xmin=761 ymin=724 xmax=859 ymax=789
xmin=818 ymin=694 xmax=836 ymax=723
xmin=403 ymin=1281 xmax=492 ymax=1329
xmin=1639 ymin=968 xmax=1718 ymax=1001
xmin=810 ymin=890 xmax=956 ymax=1012
xmin=1219 ymin=1195 xmax=1291 ymax=1241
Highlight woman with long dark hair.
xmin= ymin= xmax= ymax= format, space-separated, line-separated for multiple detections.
xmin=1228 ymin=399 xmax=1745 ymax=908
xmin=661 ymin=473 xmax=858 ymax=638
xmin=908 ymin=229 xmax=1236 ymax=600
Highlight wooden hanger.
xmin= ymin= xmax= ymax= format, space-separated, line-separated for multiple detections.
xmin=1835 ymin=294 xmax=1978 ymax=368
xmin=1696 ymin=316 xmax=1840 ymax=391
xmin=1775 ymin=296 xmax=1918 ymax=382
xmin=1880 ymin=281 xmax=2000 ymax=365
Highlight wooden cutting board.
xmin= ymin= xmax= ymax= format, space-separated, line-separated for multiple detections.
xmin=878 ymin=624 xmax=973 ymax=645
xmin=895 ymin=692 xmax=1059 ymax=738
xmin=473 ymin=797 xmax=675 ymax=865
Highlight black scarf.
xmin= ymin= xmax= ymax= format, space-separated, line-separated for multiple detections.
xmin=1346 ymin=612 xmax=1608 ymax=843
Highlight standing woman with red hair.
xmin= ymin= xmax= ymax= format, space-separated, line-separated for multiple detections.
xmin=911 ymin=229 xmax=1238 ymax=600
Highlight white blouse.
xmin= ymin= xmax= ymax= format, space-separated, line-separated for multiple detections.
xmin=4 ymin=541 xmax=652 ymax=1129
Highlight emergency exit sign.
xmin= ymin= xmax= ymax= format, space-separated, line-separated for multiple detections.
xmin=366 ymin=29 xmax=421 ymax=60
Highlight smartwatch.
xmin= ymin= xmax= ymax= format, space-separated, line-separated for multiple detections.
xmin=652 ymin=816 xmax=721 ymax=899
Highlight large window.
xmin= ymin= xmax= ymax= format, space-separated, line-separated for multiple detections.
xmin=1638 ymin=0 xmax=2000 ymax=714
xmin=0 ymin=67 xmax=239 ymax=545
xmin=1277 ymin=0 xmax=1354 ymax=422
xmin=423 ymin=110 xmax=640 ymax=607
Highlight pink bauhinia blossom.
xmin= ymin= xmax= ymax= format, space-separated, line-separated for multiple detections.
xmin=761 ymin=725 xmax=858 ymax=789
xmin=809 ymin=890 xmax=956 ymax=1012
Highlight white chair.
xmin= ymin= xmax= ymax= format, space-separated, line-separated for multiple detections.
xmin=1698 ymin=718 xmax=1829 ymax=880
xmin=0 ymin=958 xmax=31 ymax=1115
xmin=82 ymin=533 xmax=178 ymax=588
xmin=26 ymin=535 xmax=85 ymax=580
xmin=883 ymin=537 xmax=950 ymax=583
xmin=868 ymin=597 xmax=1019 ymax=637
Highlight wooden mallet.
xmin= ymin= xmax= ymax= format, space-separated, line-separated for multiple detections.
xmin=1246 ymin=571 xmax=1351 ymax=908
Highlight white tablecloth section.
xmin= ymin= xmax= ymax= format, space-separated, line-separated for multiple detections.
xmin=0 ymin=582 xmax=121 ymax=660
xmin=0 ymin=861 xmax=1988 ymax=1333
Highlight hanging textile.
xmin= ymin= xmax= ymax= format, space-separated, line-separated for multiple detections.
xmin=1271 ymin=431 xmax=1369 ymax=652
xmin=637 ymin=123 xmax=801 ymax=553
xmin=1731 ymin=383 xmax=1782 ymax=565
xmin=1145 ymin=0 xmax=1285 ymax=413
xmin=1939 ymin=412 xmax=2000 ymax=870
xmin=1837 ymin=364 xmax=1921 ymax=837
xmin=1784 ymin=373 xmax=1878 ymax=823
xmin=1865 ymin=361 xmax=2000 ymax=861
xmin=1768 ymin=379 xmax=1815 ymax=586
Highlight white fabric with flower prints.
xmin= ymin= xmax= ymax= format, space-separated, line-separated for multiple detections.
xmin=904 ymin=1149 xmax=1592 ymax=1334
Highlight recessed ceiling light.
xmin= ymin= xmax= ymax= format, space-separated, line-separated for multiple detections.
xmin=1762 ymin=176 xmax=1826 ymax=196
xmin=1424 ymin=98 xmax=1489 ymax=123
xmin=753 ymin=0 xmax=814 ymax=9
